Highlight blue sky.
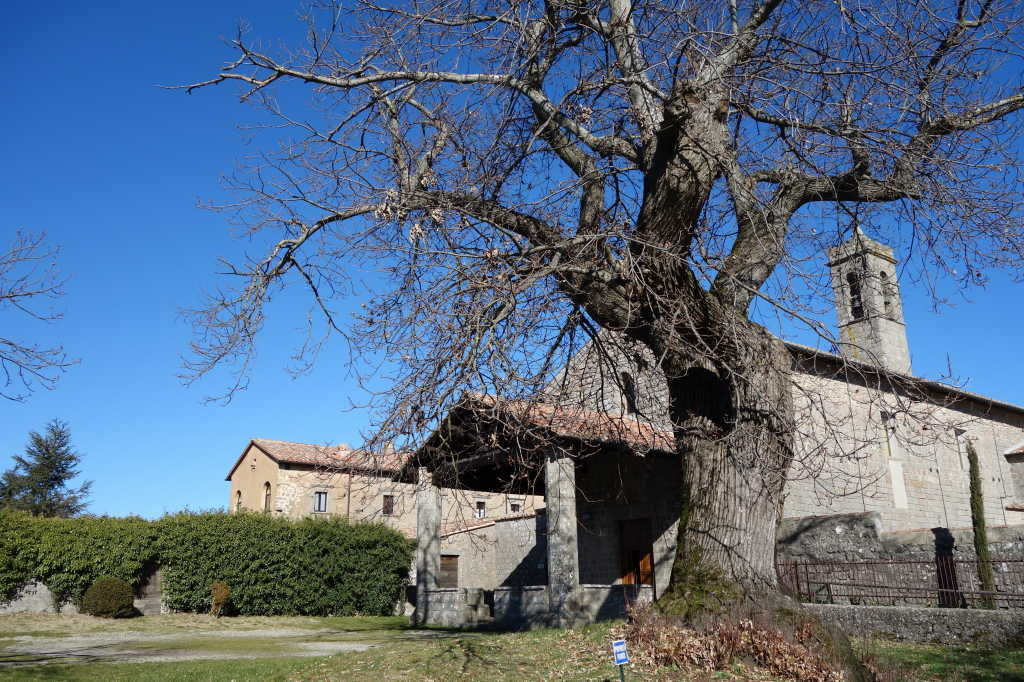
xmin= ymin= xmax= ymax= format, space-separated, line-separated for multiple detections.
xmin=2 ymin=2 xmax=1022 ymax=518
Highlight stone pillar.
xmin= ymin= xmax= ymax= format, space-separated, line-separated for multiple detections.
xmin=413 ymin=467 xmax=441 ymax=625
xmin=545 ymin=451 xmax=580 ymax=627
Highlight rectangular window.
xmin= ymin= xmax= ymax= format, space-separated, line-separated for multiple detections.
xmin=475 ymin=500 xmax=486 ymax=519
xmin=382 ymin=494 xmax=395 ymax=516
xmin=440 ymin=555 xmax=459 ymax=588
xmin=510 ymin=502 xmax=522 ymax=513
xmin=313 ymin=491 xmax=328 ymax=513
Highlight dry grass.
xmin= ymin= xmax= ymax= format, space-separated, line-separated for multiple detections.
xmin=0 ymin=612 xmax=410 ymax=637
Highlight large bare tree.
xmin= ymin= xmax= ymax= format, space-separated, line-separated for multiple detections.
xmin=0 ymin=232 xmax=71 ymax=401
xmin=183 ymin=0 xmax=1024 ymax=613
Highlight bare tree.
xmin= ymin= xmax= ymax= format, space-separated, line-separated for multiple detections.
xmin=182 ymin=0 xmax=1024 ymax=614
xmin=0 ymin=232 xmax=72 ymax=401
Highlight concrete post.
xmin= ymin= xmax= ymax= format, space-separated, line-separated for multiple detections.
xmin=544 ymin=451 xmax=581 ymax=627
xmin=413 ymin=467 xmax=441 ymax=625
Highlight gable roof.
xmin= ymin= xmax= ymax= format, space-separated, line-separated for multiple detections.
xmin=225 ymin=438 xmax=409 ymax=481
xmin=418 ymin=392 xmax=676 ymax=461
xmin=785 ymin=341 xmax=1024 ymax=418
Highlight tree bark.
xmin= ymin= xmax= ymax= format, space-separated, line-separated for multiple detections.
xmin=656 ymin=321 xmax=794 ymax=618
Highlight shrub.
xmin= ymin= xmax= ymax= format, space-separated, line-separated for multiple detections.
xmin=0 ymin=509 xmax=413 ymax=617
xmin=210 ymin=581 xmax=231 ymax=617
xmin=81 ymin=577 xmax=135 ymax=618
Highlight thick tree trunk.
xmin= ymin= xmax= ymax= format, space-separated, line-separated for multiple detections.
xmin=656 ymin=324 xmax=794 ymax=619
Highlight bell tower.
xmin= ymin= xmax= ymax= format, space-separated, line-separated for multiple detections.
xmin=827 ymin=229 xmax=911 ymax=374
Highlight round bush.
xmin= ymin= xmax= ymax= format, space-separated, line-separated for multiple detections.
xmin=81 ymin=577 xmax=135 ymax=618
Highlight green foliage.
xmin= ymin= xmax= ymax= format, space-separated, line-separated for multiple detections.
xmin=0 ymin=511 xmax=156 ymax=604
xmin=210 ymin=581 xmax=231 ymax=617
xmin=0 ymin=509 xmax=412 ymax=616
xmin=0 ymin=419 xmax=91 ymax=517
xmin=81 ymin=576 xmax=136 ymax=618
xmin=155 ymin=511 xmax=413 ymax=616
xmin=966 ymin=439 xmax=996 ymax=608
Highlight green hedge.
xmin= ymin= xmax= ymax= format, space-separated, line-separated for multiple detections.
xmin=0 ymin=510 xmax=412 ymax=616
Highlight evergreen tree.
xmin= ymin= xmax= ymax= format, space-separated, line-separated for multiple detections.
xmin=0 ymin=419 xmax=91 ymax=517
xmin=967 ymin=440 xmax=996 ymax=608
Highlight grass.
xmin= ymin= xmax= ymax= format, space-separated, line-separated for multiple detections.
xmin=282 ymin=622 xmax=783 ymax=681
xmin=3 ymin=614 xmax=1024 ymax=681
xmin=0 ymin=613 xmax=410 ymax=637
xmin=0 ymin=656 xmax=313 ymax=681
xmin=859 ymin=639 xmax=1024 ymax=682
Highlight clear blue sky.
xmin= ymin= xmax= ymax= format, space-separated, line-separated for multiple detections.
xmin=2 ymin=2 xmax=1022 ymax=519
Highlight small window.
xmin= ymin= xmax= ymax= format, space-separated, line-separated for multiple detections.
xmin=847 ymin=271 xmax=864 ymax=320
xmin=235 ymin=490 xmax=242 ymax=512
xmin=382 ymin=494 xmax=395 ymax=516
xmin=510 ymin=502 xmax=522 ymax=513
xmin=475 ymin=501 xmax=486 ymax=519
xmin=262 ymin=482 xmax=272 ymax=513
xmin=313 ymin=491 xmax=328 ymax=513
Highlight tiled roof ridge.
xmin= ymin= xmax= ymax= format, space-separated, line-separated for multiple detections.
xmin=459 ymin=391 xmax=676 ymax=452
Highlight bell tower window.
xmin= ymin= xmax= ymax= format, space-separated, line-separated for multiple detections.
xmin=847 ymin=271 xmax=864 ymax=320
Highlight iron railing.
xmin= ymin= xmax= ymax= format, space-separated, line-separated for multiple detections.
xmin=776 ymin=559 xmax=1024 ymax=609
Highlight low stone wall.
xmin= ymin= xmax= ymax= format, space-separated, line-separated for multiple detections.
xmin=577 ymin=584 xmax=654 ymax=622
xmin=493 ymin=585 xmax=551 ymax=628
xmin=0 ymin=581 xmax=78 ymax=615
xmin=418 ymin=587 xmax=492 ymax=628
xmin=806 ymin=603 xmax=1024 ymax=647
xmin=1 ymin=569 xmax=166 ymax=616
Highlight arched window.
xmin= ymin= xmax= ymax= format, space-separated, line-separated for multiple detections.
xmin=235 ymin=490 xmax=242 ymax=513
xmin=847 ymin=271 xmax=864 ymax=320
xmin=263 ymin=482 xmax=272 ymax=513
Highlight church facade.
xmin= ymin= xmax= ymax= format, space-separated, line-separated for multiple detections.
xmin=409 ymin=231 xmax=1024 ymax=627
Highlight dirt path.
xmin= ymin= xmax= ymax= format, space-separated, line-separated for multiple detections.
xmin=0 ymin=625 xmax=458 ymax=666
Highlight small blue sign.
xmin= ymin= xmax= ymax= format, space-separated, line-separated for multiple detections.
xmin=611 ymin=639 xmax=629 ymax=665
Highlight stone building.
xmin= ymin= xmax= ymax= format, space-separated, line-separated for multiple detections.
xmin=226 ymin=438 xmax=544 ymax=541
xmin=409 ymin=231 xmax=1024 ymax=627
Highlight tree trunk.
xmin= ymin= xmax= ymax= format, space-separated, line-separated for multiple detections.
xmin=656 ymin=323 xmax=794 ymax=619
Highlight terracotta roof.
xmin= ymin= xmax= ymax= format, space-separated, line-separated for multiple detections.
xmin=1007 ymin=442 xmax=1024 ymax=456
xmin=225 ymin=438 xmax=409 ymax=480
xmin=463 ymin=393 xmax=676 ymax=453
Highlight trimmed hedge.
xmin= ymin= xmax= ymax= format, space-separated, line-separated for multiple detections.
xmin=81 ymin=577 xmax=135 ymax=618
xmin=0 ymin=510 xmax=412 ymax=616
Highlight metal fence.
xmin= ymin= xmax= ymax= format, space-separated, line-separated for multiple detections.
xmin=776 ymin=559 xmax=1024 ymax=609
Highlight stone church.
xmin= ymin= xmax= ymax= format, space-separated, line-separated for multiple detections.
xmin=408 ymin=231 xmax=1024 ymax=627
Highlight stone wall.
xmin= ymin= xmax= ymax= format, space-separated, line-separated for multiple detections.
xmin=777 ymin=511 xmax=1024 ymax=563
xmin=806 ymin=603 xmax=1024 ymax=647
xmin=544 ymin=330 xmax=1024 ymax=535
xmin=0 ymin=581 xmax=77 ymax=615
xmin=0 ymin=568 xmax=164 ymax=616
xmin=417 ymin=587 xmax=492 ymax=628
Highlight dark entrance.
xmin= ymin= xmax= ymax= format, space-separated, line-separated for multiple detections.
xmin=619 ymin=518 xmax=654 ymax=587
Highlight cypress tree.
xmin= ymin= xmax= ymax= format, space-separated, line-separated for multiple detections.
xmin=0 ymin=419 xmax=91 ymax=517
xmin=966 ymin=439 xmax=995 ymax=608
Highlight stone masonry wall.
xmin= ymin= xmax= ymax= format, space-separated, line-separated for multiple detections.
xmin=546 ymin=332 xmax=1024 ymax=534
xmin=806 ymin=603 xmax=1024 ymax=647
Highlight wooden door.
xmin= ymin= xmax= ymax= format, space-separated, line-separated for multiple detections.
xmin=619 ymin=519 xmax=654 ymax=587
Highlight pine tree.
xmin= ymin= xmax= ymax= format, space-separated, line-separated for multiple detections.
xmin=0 ymin=419 xmax=91 ymax=517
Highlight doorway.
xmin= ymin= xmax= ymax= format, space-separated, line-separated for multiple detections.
xmin=619 ymin=518 xmax=654 ymax=588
